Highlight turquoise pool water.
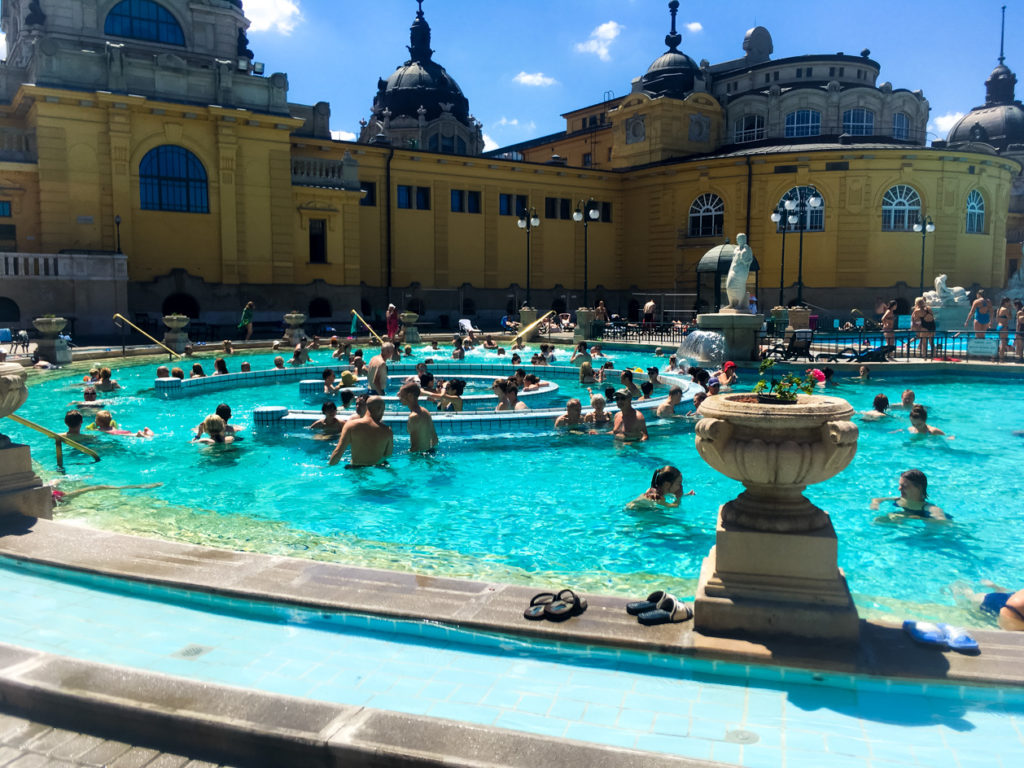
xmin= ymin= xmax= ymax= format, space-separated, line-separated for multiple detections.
xmin=1 ymin=556 xmax=1020 ymax=768
xmin=8 ymin=344 xmax=1024 ymax=626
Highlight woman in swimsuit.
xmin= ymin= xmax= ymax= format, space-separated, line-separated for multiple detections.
xmin=1015 ymin=300 xmax=1024 ymax=361
xmin=912 ymin=297 xmax=937 ymax=358
xmin=870 ymin=469 xmax=948 ymax=522
xmin=981 ymin=589 xmax=1024 ymax=631
xmin=626 ymin=466 xmax=694 ymax=510
xmin=964 ymin=289 xmax=993 ymax=339
xmin=880 ymin=301 xmax=897 ymax=348
xmin=995 ymin=297 xmax=1012 ymax=360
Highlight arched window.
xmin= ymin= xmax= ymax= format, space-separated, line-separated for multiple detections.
xmin=881 ymin=185 xmax=921 ymax=232
xmin=784 ymin=110 xmax=821 ymax=138
xmin=139 ymin=146 xmax=209 ymax=213
xmin=892 ymin=112 xmax=910 ymax=141
xmin=734 ymin=115 xmax=765 ymax=143
xmin=161 ymin=293 xmax=199 ymax=318
xmin=308 ymin=298 xmax=332 ymax=318
xmin=0 ymin=296 xmax=20 ymax=323
xmin=842 ymin=108 xmax=875 ymax=136
xmin=688 ymin=193 xmax=724 ymax=237
xmin=105 ymin=0 xmax=185 ymax=46
xmin=966 ymin=189 xmax=985 ymax=234
xmin=775 ymin=186 xmax=825 ymax=232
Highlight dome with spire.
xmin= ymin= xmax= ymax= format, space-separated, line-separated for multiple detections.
xmin=947 ymin=8 xmax=1024 ymax=153
xmin=640 ymin=1 xmax=699 ymax=98
xmin=371 ymin=1 xmax=470 ymax=126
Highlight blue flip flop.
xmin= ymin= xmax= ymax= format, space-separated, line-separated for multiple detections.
xmin=626 ymin=590 xmax=671 ymax=616
xmin=938 ymin=624 xmax=980 ymax=654
xmin=903 ymin=620 xmax=946 ymax=646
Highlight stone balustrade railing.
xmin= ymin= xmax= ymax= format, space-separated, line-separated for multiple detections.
xmin=291 ymin=155 xmax=360 ymax=191
xmin=1 ymin=252 xmax=128 ymax=280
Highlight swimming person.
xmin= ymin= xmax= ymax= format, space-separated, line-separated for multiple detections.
xmin=870 ymin=469 xmax=948 ymax=522
xmin=619 ymin=369 xmax=642 ymax=398
xmin=627 ymin=466 xmax=694 ymax=509
xmin=860 ymin=393 xmax=890 ymax=421
xmin=62 ymin=409 xmax=85 ymax=438
xmin=908 ymin=403 xmax=946 ymax=436
xmin=367 ymin=343 xmax=393 ymax=395
xmin=611 ymin=389 xmax=648 ymax=442
xmin=979 ymin=588 xmax=1024 ymax=631
xmin=74 ymin=387 xmax=105 ymax=409
xmin=322 ymin=368 xmax=342 ymax=395
xmin=194 ymin=404 xmax=241 ymax=440
xmin=655 ymin=386 xmax=684 ymax=418
xmin=273 ymin=356 xmax=285 ymax=370
xmin=190 ymin=363 xmax=206 ymax=378
xmin=95 ymin=367 xmax=121 ymax=392
xmin=398 ymin=381 xmax=439 ymax=452
xmin=554 ymin=398 xmax=584 ymax=428
xmin=328 ymin=395 xmax=393 ymax=467
xmin=213 ymin=357 xmax=229 ymax=375
xmin=309 ymin=401 xmax=344 ymax=436
xmin=584 ymin=394 xmax=610 ymax=426
xmin=195 ymin=414 xmax=234 ymax=445
xmin=570 ymin=341 xmax=591 ymax=367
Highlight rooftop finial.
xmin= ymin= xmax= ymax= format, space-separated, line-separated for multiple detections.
xmin=418 ymin=0 xmax=424 ymax=15
xmin=999 ymin=4 xmax=1006 ymax=65
xmin=408 ymin=0 xmax=433 ymax=62
xmin=665 ymin=1 xmax=682 ymax=51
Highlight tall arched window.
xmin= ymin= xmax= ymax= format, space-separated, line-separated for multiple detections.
xmin=105 ymin=0 xmax=185 ymax=46
xmin=688 ymin=193 xmax=724 ymax=237
xmin=842 ymin=108 xmax=875 ymax=135
xmin=784 ymin=110 xmax=821 ymax=138
xmin=892 ymin=112 xmax=910 ymax=140
xmin=775 ymin=186 xmax=825 ymax=232
xmin=734 ymin=115 xmax=765 ymax=143
xmin=139 ymin=146 xmax=209 ymax=213
xmin=881 ymin=185 xmax=921 ymax=231
xmin=966 ymin=189 xmax=985 ymax=234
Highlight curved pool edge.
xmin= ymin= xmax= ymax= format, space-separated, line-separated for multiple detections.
xmin=0 ymin=517 xmax=1021 ymax=693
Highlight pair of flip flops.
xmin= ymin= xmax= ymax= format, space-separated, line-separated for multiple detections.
xmin=903 ymin=620 xmax=980 ymax=653
xmin=626 ymin=590 xmax=693 ymax=625
xmin=524 ymin=589 xmax=588 ymax=622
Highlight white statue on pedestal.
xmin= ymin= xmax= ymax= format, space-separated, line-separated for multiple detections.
xmin=725 ymin=232 xmax=753 ymax=312
xmin=922 ymin=274 xmax=969 ymax=308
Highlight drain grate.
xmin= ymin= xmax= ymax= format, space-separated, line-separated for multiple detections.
xmin=724 ymin=729 xmax=759 ymax=744
xmin=171 ymin=644 xmax=215 ymax=660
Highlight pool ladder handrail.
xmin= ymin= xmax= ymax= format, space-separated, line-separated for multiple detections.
xmin=5 ymin=413 xmax=100 ymax=469
xmin=509 ymin=310 xmax=556 ymax=347
xmin=112 ymin=313 xmax=181 ymax=358
xmin=350 ymin=309 xmax=386 ymax=345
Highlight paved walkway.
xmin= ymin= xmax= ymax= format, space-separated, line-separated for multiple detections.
xmin=0 ymin=711 xmax=235 ymax=768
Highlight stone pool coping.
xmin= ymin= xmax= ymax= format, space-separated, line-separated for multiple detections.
xmin=0 ymin=518 xmax=1022 ymax=767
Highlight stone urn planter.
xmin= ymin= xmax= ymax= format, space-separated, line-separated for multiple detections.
xmin=399 ymin=312 xmax=420 ymax=342
xmin=31 ymin=317 xmax=67 ymax=338
xmin=0 ymin=362 xmax=28 ymax=426
xmin=693 ymin=392 xmax=861 ymax=642
xmin=695 ymin=393 xmax=858 ymax=532
xmin=0 ymin=361 xmax=52 ymax=519
xmin=162 ymin=315 xmax=190 ymax=332
xmin=283 ymin=312 xmax=306 ymax=345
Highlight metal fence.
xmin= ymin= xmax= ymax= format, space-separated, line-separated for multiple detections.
xmin=758 ymin=329 xmax=1020 ymax=364
xmin=591 ymin=322 xmax=692 ymax=346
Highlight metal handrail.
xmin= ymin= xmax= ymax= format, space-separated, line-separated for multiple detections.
xmin=6 ymin=413 xmax=100 ymax=469
xmin=350 ymin=309 xmax=385 ymax=345
xmin=112 ymin=313 xmax=180 ymax=357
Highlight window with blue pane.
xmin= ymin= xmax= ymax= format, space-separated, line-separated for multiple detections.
xmin=105 ymin=0 xmax=185 ymax=46
xmin=139 ymin=146 xmax=209 ymax=213
xmin=784 ymin=110 xmax=821 ymax=138
xmin=0 ymin=201 xmax=10 ymax=217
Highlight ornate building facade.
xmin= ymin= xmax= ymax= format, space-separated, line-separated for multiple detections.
xmin=0 ymin=1 xmax=1017 ymax=337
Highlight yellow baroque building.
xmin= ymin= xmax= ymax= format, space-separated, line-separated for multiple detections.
xmin=0 ymin=0 xmax=1019 ymax=338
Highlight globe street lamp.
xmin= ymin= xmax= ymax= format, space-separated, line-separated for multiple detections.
xmin=517 ymin=206 xmax=540 ymax=307
xmin=793 ymin=191 xmax=822 ymax=306
xmin=912 ymin=215 xmax=935 ymax=297
xmin=770 ymin=206 xmax=792 ymax=307
xmin=572 ymin=199 xmax=600 ymax=308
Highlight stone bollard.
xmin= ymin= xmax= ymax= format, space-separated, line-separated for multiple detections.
xmin=161 ymin=315 xmax=190 ymax=355
xmin=574 ymin=308 xmax=596 ymax=341
xmin=0 ymin=362 xmax=53 ymax=519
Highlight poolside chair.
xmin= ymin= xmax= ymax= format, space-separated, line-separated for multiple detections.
xmin=821 ymin=344 xmax=896 ymax=363
xmin=761 ymin=332 xmax=817 ymax=363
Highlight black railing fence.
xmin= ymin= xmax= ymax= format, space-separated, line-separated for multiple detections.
xmin=758 ymin=329 xmax=1020 ymax=364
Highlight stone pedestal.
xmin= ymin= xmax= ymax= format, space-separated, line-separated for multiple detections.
xmin=34 ymin=338 xmax=71 ymax=365
xmin=695 ymin=513 xmax=859 ymax=641
xmin=519 ymin=307 xmax=539 ymax=341
xmin=696 ymin=313 xmax=764 ymax=362
xmin=400 ymin=312 xmax=421 ymax=343
xmin=0 ymin=444 xmax=53 ymax=519
xmin=574 ymin=308 xmax=596 ymax=341
xmin=932 ymin=304 xmax=968 ymax=333
xmin=283 ymin=313 xmax=307 ymax=346
xmin=163 ymin=331 xmax=189 ymax=354
xmin=787 ymin=307 xmax=811 ymax=330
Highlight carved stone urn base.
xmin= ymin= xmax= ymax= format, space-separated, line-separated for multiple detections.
xmin=0 ymin=444 xmax=53 ymax=520
xmin=696 ymin=313 xmax=764 ymax=362
xmin=35 ymin=338 xmax=71 ymax=365
xmin=695 ymin=510 xmax=859 ymax=642
xmin=163 ymin=331 xmax=189 ymax=354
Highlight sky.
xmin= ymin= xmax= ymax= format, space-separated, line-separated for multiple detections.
xmin=8 ymin=1 xmax=1021 ymax=148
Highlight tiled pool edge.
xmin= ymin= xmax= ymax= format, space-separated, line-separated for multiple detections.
xmin=1 ymin=517 xmax=1022 ymax=693
xmin=0 ymin=642 xmax=722 ymax=768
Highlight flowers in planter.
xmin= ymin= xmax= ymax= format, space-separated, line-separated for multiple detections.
xmin=752 ymin=359 xmax=824 ymax=402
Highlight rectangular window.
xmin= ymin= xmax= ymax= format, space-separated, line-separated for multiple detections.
xmin=734 ymin=115 xmax=765 ymax=143
xmin=764 ymin=73 xmax=770 ymax=83
xmin=0 ymin=201 xmax=10 ymax=217
xmin=467 ymin=190 xmax=481 ymax=214
xmin=583 ymin=152 xmax=592 ymax=167
xmin=601 ymin=202 xmax=613 ymax=223
xmin=308 ymin=219 xmax=326 ymax=264
xmin=499 ymin=193 xmax=512 ymax=216
xmin=825 ymin=161 xmax=850 ymax=171
xmin=839 ymin=67 xmax=845 ymax=76
xmin=416 ymin=186 xmax=431 ymax=210
xmin=397 ymin=185 xmax=412 ymax=209
xmin=805 ymin=67 xmax=812 ymax=77
xmin=796 ymin=69 xmax=802 ymax=78
xmin=560 ymin=198 xmax=572 ymax=220
xmin=516 ymin=195 xmax=528 ymax=217
xmin=773 ymin=71 xmax=779 ymax=81
xmin=829 ymin=67 xmax=835 ymax=77
xmin=360 ymin=181 xmax=376 ymax=207
xmin=545 ymin=197 xmax=558 ymax=219
xmin=451 ymin=189 xmax=465 ymax=213
xmin=0 ymin=223 xmax=15 ymax=252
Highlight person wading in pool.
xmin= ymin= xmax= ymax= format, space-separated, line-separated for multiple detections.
xmin=398 ymin=381 xmax=438 ymax=453
xmin=611 ymin=389 xmax=648 ymax=442
xmin=328 ymin=395 xmax=393 ymax=467
xmin=870 ymin=469 xmax=948 ymax=522
xmin=367 ymin=343 xmax=393 ymax=396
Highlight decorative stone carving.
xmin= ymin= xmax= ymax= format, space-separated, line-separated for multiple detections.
xmin=0 ymin=362 xmax=29 ymax=435
xmin=723 ymin=233 xmax=753 ymax=312
xmin=32 ymin=316 xmax=67 ymax=337
xmin=0 ymin=361 xmax=52 ymax=519
xmin=625 ymin=115 xmax=646 ymax=144
xmin=283 ymin=312 xmax=307 ymax=345
xmin=688 ymin=114 xmax=710 ymax=142
xmin=923 ymin=273 xmax=969 ymax=308
xmin=695 ymin=393 xmax=858 ymax=532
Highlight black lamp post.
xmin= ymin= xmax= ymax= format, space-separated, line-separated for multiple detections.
xmin=114 ymin=214 xmax=122 ymax=253
xmin=913 ymin=215 xmax=935 ymax=296
xmin=770 ymin=206 xmax=791 ymax=307
xmin=572 ymin=198 xmax=599 ymax=308
xmin=771 ymin=189 xmax=822 ymax=306
xmin=517 ymin=206 xmax=540 ymax=306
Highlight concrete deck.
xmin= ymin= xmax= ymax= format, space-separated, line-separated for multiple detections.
xmin=0 ymin=518 xmax=1021 ymax=768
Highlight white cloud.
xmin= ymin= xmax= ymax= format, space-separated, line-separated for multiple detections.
xmin=513 ymin=72 xmax=557 ymax=87
xmin=483 ymin=134 xmax=499 ymax=152
xmin=929 ymin=111 xmax=964 ymax=137
xmin=245 ymin=0 xmax=302 ymax=34
xmin=685 ymin=22 xmax=703 ymax=33
xmin=495 ymin=117 xmax=519 ymax=127
xmin=574 ymin=21 xmax=623 ymax=62
xmin=331 ymin=130 xmax=356 ymax=142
